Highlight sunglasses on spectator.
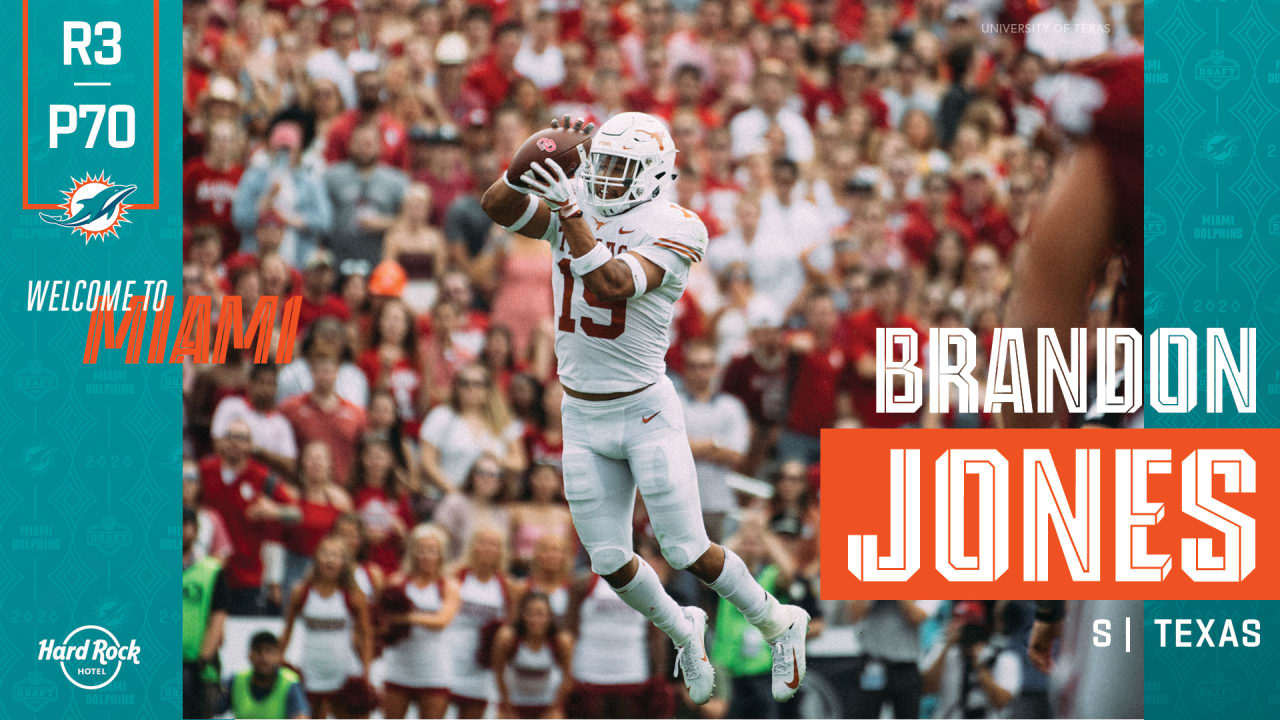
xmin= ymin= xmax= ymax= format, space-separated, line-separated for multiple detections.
xmin=458 ymin=376 xmax=487 ymax=388
xmin=225 ymin=432 xmax=252 ymax=442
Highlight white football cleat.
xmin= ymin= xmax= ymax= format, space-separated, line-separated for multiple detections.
xmin=673 ymin=606 xmax=715 ymax=704
xmin=770 ymin=605 xmax=811 ymax=702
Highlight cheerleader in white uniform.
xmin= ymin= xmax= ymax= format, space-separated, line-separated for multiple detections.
xmin=382 ymin=523 xmax=461 ymax=719
xmin=280 ymin=535 xmax=373 ymax=718
xmin=521 ymin=533 xmax=572 ymax=623
xmin=332 ymin=512 xmax=385 ymax=599
xmin=494 ymin=591 xmax=575 ymax=719
xmin=447 ymin=525 xmax=513 ymax=718
xmin=567 ymin=572 xmax=660 ymax=718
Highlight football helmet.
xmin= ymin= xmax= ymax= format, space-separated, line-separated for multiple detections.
xmin=577 ymin=112 xmax=678 ymax=216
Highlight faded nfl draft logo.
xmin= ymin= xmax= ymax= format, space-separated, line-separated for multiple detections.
xmin=38 ymin=173 xmax=136 ymax=242
xmin=37 ymin=625 xmax=141 ymax=690
xmin=1195 ymin=49 xmax=1240 ymax=90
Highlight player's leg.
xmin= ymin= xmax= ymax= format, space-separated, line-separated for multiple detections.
xmin=561 ymin=445 xmax=695 ymax=648
xmin=626 ymin=378 xmax=809 ymax=702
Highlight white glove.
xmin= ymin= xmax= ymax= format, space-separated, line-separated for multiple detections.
xmin=521 ymin=159 xmax=578 ymax=215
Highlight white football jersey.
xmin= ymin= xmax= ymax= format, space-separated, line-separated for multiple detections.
xmin=540 ymin=186 xmax=709 ymax=393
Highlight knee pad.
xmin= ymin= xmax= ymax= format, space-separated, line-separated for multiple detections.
xmin=660 ymin=543 xmax=698 ymax=571
xmin=589 ymin=547 xmax=634 ymax=576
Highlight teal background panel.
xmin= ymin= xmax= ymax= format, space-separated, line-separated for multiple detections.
xmin=0 ymin=0 xmax=181 ymax=718
xmin=1146 ymin=1 xmax=1280 ymax=719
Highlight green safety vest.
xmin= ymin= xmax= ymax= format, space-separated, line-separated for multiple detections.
xmin=182 ymin=557 xmax=222 ymax=663
xmin=711 ymin=564 xmax=780 ymax=677
xmin=231 ymin=668 xmax=300 ymax=719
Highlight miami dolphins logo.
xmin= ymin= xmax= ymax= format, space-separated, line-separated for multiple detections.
xmin=39 ymin=173 xmax=136 ymax=242
xmin=1192 ymin=132 xmax=1240 ymax=166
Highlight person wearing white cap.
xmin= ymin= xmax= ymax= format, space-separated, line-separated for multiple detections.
xmin=432 ymin=33 xmax=487 ymax=126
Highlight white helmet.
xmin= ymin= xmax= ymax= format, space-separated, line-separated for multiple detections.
xmin=577 ymin=112 xmax=677 ymax=216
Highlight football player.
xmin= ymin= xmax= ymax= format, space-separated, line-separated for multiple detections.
xmin=480 ymin=112 xmax=810 ymax=705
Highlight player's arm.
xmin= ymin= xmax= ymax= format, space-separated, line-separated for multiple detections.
xmin=558 ymin=205 xmax=666 ymax=302
xmin=1003 ymin=142 xmax=1115 ymax=428
xmin=480 ymin=174 xmax=554 ymax=240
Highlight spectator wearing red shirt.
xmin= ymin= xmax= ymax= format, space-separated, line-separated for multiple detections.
xmin=465 ymin=21 xmax=525 ymax=110
xmin=545 ymin=42 xmax=596 ymax=120
xmin=951 ymin=159 xmax=1018 ymax=258
xmin=901 ymin=172 xmax=974 ymax=265
xmin=199 ymin=419 xmax=300 ymax=615
xmin=283 ymin=441 xmax=353 ymax=599
xmin=753 ymin=0 xmax=811 ymax=29
xmin=843 ymin=269 xmax=925 ymax=429
xmin=654 ymin=64 xmax=723 ymax=130
xmin=183 ymin=120 xmax=245 ymax=258
xmin=295 ymin=249 xmax=350 ymax=332
xmin=351 ymin=433 xmax=415 ymax=574
xmin=1000 ymin=51 xmax=1049 ymax=139
xmin=280 ymin=355 xmax=368 ymax=486
xmin=407 ymin=125 xmax=473 ymax=228
xmin=805 ymin=44 xmax=890 ymax=128
xmin=324 ymin=68 xmax=409 ymax=170
xmin=521 ymin=379 xmax=564 ymax=471
xmin=720 ymin=303 xmax=792 ymax=472
xmin=778 ymin=290 xmax=847 ymax=465
xmin=357 ymin=298 xmax=426 ymax=438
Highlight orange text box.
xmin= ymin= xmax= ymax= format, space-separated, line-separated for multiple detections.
xmin=819 ymin=429 xmax=1280 ymax=599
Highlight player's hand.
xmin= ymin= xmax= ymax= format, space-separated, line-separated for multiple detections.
xmin=1027 ymin=619 xmax=1062 ymax=673
xmin=522 ymin=159 xmax=578 ymax=215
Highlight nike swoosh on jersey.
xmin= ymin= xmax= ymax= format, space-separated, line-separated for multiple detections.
xmin=642 ymin=411 xmax=661 ymax=423
xmin=619 ymin=228 xmax=636 ymax=234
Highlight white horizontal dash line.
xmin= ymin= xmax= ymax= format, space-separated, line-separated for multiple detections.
xmin=73 ymin=82 xmax=111 ymax=87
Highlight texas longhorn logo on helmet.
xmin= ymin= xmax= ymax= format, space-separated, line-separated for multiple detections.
xmin=39 ymin=172 xmax=137 ymax=242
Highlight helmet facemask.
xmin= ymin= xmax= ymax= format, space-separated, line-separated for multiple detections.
xmin=578 ymin=145 xmax=661 ymax=217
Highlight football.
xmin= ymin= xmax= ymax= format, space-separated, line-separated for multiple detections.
xmin=506 ymin=127 xmax=593 ymax=189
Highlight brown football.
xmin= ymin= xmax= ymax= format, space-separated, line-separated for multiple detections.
xmin=506 ymin=127 xmax=593 ymax=189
